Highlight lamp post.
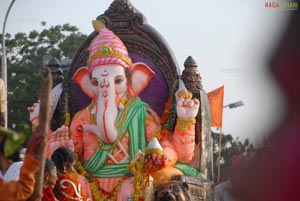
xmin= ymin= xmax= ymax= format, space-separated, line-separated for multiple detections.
xmin=223 ymin=100 xmax=244 ymax=109
xmin=1 ymin=0 xmax=16 ymax=128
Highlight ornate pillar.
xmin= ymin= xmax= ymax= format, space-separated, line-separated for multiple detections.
xmin=46 ymin=57 xmax=65 ymax=131
xmin=181 ymin=56 xmax=213 ymax=181
xmin=181 ymin=56 xmax=203 ymax=146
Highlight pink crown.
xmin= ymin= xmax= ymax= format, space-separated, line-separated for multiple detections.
xmin=87 ymin=20 xmax=132 ymax=72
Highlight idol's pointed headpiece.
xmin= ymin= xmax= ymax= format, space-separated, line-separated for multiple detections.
xmin=87 ymin=20 xmax=133 ymax=72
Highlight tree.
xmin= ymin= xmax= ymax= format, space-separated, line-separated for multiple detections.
xmin=0 ymin=22 xmax=87 ymax=131
xmin=212 ymin=131 xmax=255 ymax=182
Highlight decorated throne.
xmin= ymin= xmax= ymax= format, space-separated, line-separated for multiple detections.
xmin=62 ymin=0 xmax=213 ymax=200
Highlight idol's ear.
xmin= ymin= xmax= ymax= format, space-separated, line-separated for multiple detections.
xmin=128 ymin=62 xmax=155 ymax=98
xmin=72 ymin=67 xmax=97 ymax=100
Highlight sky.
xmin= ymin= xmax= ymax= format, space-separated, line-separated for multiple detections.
xmin=0 ymin=0 xmax=293 ymax=144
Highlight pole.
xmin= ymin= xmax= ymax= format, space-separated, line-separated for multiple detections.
xmin=2 ymin=0 xmax=16 ymax=128
xmin=217 ymin=127 xmax=223 ymax=183
xmin=32 ymin=69 xmax=52 ymax=200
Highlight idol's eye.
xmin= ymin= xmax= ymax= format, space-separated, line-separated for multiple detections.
xmin=91 ymin=78 xmax=98 ymax=86
xmin=115 ymin=76 xmax=124 ymax=84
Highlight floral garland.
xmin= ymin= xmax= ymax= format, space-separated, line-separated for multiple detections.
xmin=160 ymin=97 xmax=172 ymax=124
xmin=88 ymin=98 xmax=132 ymax=152
xmin=76 ymin=160 xmax=127 ymax=201
xmin=75 ymin=161 xmax=99 ymax=200
xmin=156 ymin=96 xmax=174 ymax=141
xmin=90 ymin=175 xmax=127 ymax=201
xmin=127 ymin=155 xmax=147 ymax=201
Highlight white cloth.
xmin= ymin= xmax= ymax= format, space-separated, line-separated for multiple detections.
xmin=50 ymin=83 xmax=63 ymax=119
xmin=29 ymin=83 xmax=63 ymax=125
xmin=0 ymin=161 xmax=23 ymax=181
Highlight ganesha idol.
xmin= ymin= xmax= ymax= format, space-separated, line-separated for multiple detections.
xmin=30 ymin=20 xmax=200 ymax=201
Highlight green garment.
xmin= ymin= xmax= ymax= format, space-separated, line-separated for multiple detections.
xmin=174 ymin=163 xmax=200 ymax=179
xmin=84 ymin=98 xmax=147 ymax=178
xmin=84 ymin=98 xmax=200 ymax=180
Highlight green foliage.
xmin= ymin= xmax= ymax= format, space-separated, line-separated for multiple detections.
xmin=0 ymin=124 xmax=30 ymax=157
xmin=0 ymin=23 xmax=87 ymax=131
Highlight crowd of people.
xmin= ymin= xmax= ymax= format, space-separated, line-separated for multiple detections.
xmin=0 ymin=114 xmax=92 ymax=201
xmin=0 ymin=76 xmax=92 ymax=200
xmin=0 ymin=113 xmax=42 ymax=200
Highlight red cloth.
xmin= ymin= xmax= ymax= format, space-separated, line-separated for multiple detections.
xmin=42 ymin=186 xmax=56 ymax=201
xmin=56 ymin=173 xmax=88 ymax=201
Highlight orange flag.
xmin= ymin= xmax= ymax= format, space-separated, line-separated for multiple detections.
xmin=207 ymin=86 xmax=224 ymax=128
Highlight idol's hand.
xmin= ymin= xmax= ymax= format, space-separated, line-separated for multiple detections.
xmin=176 ymin=97 xmax=200 ymax=119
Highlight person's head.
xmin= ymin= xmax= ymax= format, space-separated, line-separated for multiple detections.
xmin=51 ymin=147 xmax=75 ymax=174
xmin=44 ymin=158 xmax=57 ymax=187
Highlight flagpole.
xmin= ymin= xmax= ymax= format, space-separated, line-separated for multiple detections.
xmin=207 ymin=85 xmax=224 ymax=183
xmin=217 ymin=127 xmax=223 ymax=183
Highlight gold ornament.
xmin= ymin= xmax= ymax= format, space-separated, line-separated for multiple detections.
xmin=176 ymin=118 xmax=196 ymax=132
xmin=176 ymin=88 xmax=193 ymax=99
xmin=87 ymin=45 xmax=133 ymax=69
